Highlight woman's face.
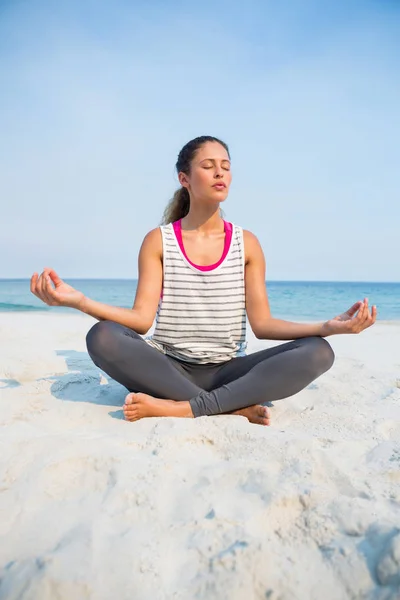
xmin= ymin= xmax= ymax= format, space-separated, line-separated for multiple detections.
xmin=179 ymin=141 xmax=232 ymax=203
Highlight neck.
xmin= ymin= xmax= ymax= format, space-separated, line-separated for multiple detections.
xmin=181 ymin=205 xmax=224 ymax=233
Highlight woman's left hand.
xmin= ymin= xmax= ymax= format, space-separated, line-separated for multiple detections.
xmin=321 ymin=298 xmax=377 ymax=336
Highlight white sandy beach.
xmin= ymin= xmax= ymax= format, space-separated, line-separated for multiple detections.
xmin=0 ymin=312 xmax=399 ymax=600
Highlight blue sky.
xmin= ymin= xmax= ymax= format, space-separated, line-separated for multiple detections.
xmin=1 ymin=0 xmax=399 ymax=281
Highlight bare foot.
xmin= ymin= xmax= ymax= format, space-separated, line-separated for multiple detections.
xmin=231 ymin=404 xmax=271 ymax=426
xmin=123 ymin=392 xmax=193 ymax=422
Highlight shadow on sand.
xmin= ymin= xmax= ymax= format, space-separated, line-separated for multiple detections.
xmin=45 ymin=349 xmax=126 ymax=419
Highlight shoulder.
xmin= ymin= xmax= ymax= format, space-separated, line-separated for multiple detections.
xmin=242 ymin=229 xmax=265 ymax=265
xmin=242 ymin=229 xmax=260 ymax=246
xmin=140 ymin=227 xmax=163 ymax=257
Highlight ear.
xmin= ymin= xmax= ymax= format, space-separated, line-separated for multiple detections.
xmin=178 ymin=171 xmax=189 ymax=188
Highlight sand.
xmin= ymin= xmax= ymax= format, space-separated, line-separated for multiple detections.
xmin=0 ymin=312 xmax=399 ymax=600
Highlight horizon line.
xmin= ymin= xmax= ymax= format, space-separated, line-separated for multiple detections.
xmin=1 ymin=278 xmax=399 ymax=284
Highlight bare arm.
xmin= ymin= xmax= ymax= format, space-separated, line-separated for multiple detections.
xmin=79 ymin=229 xmax=162 ymax=333
xmin=31 ymin=228 xmax=163 ymax=335
xmin=244 ymin=231 xmax=377 ymax=339
xmin=244 ymin=230 xmax=324 ymax=340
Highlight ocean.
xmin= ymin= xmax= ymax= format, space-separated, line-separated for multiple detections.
xmin=0 ymin=279 xmax=399 ymax=321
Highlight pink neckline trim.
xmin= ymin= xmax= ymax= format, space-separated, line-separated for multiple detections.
xmin=173 ymin=219 xmax=233 ymax=271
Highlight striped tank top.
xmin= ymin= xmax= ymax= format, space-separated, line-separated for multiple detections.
xmin=145 ymin=219 xmax=247 ymax=364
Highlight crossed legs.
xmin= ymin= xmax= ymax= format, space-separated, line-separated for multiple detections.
xmin=86 ymin=321 xmax=335 ymax=426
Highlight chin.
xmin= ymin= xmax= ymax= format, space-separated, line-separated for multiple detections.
xmin=206 ymin=195 xmax=228 ymax=205
xmin=212 ymin=190 xmax=229 ymax=200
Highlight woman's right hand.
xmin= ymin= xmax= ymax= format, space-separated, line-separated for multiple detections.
xmin=31 ymin=269 xmax=86 ymax=310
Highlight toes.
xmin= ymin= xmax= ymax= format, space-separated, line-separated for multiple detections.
xmin=124 ymin=393 xmax=135 ymax=405
xmin=258 ymin=406 xmax=270 ymax=426
xmin=124 ymin=410 xmax=139 ymax=422
xmin=257 ymin=406 xmax=269 ymax=416
xmin=260 ymin=406 xmax=270 ymax=420
xmin=123 ymin=402 xmax=140 ymax=422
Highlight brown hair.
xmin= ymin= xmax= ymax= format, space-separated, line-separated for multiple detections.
xmin=161 ymin=135 xmax=230 ymax=224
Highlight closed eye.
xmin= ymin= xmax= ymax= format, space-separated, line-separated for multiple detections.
xmin=203 ymin=165 xmax=230 ymax=171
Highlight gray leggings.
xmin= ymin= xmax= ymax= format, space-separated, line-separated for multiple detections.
xmin=85 ymin=321 xmax=335 ymax=417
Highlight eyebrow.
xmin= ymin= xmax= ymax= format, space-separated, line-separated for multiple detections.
xmin=199 ymin=158 xmax=231 ymax=163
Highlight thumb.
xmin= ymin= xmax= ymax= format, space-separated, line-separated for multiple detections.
xmin=48 ymin=269 xmax=63 ymax=286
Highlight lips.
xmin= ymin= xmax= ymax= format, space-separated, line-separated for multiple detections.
xmin=213 ymin=183 xmax=226 ymax=189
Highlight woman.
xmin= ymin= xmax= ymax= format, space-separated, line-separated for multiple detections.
xmin=31 ymin=136 xmax=377 ymax=426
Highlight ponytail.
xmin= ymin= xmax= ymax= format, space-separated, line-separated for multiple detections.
xmin=161 ymin=187 xmax=190 ymax=225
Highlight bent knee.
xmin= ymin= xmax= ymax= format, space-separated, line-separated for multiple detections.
xmin=86 ymin=320 xmax=119 ymax=355
xmin=303 ymin=336 xmax=335 ymax=374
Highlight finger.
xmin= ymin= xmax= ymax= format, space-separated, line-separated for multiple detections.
xmin=48 ymin=269 xmax=63 ymax=287
xmin=30 ymin=273 xmax=39 ymax=296
xmin=361 ymin=298 xmax=370 ymax=325
xmin=41 ymin=275 xmax=51 ymax=302
xmin=36 ymin=271 xmax=46 ymax=300
xmin=371 ymin=305 xmax=377 ymax=324
xmin=354 ymin=301 xmax=365 ymax=323
xmin=45 ymin=275 xmax=61 ymax=304
xmin=346 ymin=301 xmax=363 ymax=318
xmin=43 ymin=274 xmax=57 ymax=305
xmin=352 ymin=301 xmax=367 ymax=332
xmin=39 ymin=274 xmax=51 ymax=304
xmin=39 ymin=270 xmax=53 ymax=304
xmin=364 ymin=304 xmax=377 ymax=329
xmin=360 ymin=298 xmax=369 ymax=320
xmin=360 ymin=299 xmax=377 ymax=331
